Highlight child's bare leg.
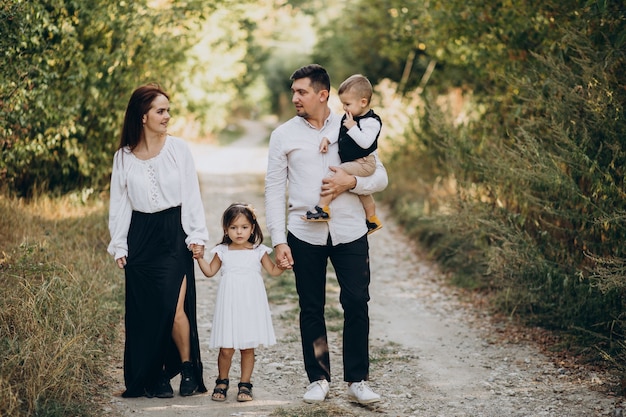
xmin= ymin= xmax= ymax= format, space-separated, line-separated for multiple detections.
xmin=317 ymin=193 xmax=332 ymax=210
xmin=303 ymin=179 xmax=333 ymax=221
xmin=240 ymin=348 xmax=254 ymax=383
xmin=237 ymin=349 xmax=255 ymax=401
xmin=359 ymin=194 xmax=376 ymax=219
xmin=212 ymin=348 xmax=234 ymax=401
xmin=218 ymin=348 xmax=235 ymax=379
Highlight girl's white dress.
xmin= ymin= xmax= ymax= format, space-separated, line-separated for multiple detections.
xmin=209 ymin=244 xmax=276 ymax=349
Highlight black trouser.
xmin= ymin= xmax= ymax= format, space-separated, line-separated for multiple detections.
xmin=288 ymin=232 xmax=371 ymax=383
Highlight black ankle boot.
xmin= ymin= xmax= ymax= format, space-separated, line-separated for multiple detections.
xmin=179 ymin=361 xmax=198 ymax=396
xmin=153 ymin=371 xmax=174 ymax=398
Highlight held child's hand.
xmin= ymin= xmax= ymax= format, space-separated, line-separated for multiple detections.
xmin=319 ymin=137 xmax=330 ymax=153
xmin=190 ymin=244 xmax=205 ymax=259
xmin=274 ymin=244 xmax=294 ymax=270
xmin=278 ymin=257 xmax=293 ymax=270
xmin=343 ymin=112 xmax=356 ymax=130
xmin=116 ymin=256 xmax=127 ymax=269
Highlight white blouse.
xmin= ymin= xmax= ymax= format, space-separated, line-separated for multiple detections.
xmin=107 ymin=135 xmax=209 ymax=260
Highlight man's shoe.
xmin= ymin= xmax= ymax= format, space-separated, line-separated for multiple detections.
xmin=303 ymin=379 xmax=330 ymax=403
xmin=347 ymin=381 xmax=381 ymax=404
xmin=179 ymin=361 xmax=199 ymax=396
xmin=153 ymin=373 xmax=174 ymax=398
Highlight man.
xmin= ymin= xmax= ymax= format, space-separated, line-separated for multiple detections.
xmin=265 ymin=64 xmax=387 ymax=404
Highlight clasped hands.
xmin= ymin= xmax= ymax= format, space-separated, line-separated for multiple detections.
xmin=190 ymin=243 xmax=292 ymax=270
xmin=190 ymin=244 xmax=205 ymax=259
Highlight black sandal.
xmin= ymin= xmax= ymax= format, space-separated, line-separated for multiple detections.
xmin=301 ymin=206 xmax=330 ymax=222
xmin=211 ymin=378 xmax=229 ymax=402
xmin=237 ymin=382 xmax=253 ymax=402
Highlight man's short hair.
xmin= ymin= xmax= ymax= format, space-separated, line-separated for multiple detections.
xmin=291 ymin=64 xmax=331 ymax=92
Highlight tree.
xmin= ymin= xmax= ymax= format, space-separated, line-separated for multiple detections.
xmin=378 ymin=0 xmax=626 ymax=376
xmin=0 ymin=0 xmax=213 ymax=196
xmin=312 ymin=0 xmax=430 ymax=91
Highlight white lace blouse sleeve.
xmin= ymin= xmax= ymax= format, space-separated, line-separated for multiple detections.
xmin=107 ymin=150 xmax=133 ymax=259
xmin=176 ymin=138 xmax=209 ymax=247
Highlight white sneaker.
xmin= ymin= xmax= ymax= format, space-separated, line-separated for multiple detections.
xmin=303 ymin=379 xmax=330 ymax=403
xmin=347 ymin=380 xmax=381 ymax=404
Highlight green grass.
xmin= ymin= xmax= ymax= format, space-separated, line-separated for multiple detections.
xmin=0 ymin=194 xmax=123 ymax=417
xmin=271 ymin=403 xmax=360 ymax=417
xmin=265 ymin=264 xmax=346 ymax=333
xmin=266 ymin=269 xmax=298 ymax=304
xmin=370 ymin=341 xmax=413 ymax=364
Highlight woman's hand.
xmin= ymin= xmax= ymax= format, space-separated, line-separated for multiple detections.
xmin=190 ymin=244 xmax=205 ymax=259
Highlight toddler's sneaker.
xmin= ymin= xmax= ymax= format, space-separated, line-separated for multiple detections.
xmin=347 ymin=380 xmax=381 ymax=404
xmin=303 ymin=379 xmax=329 ymax=403
xmin=366 ymin=215 xmax=383 ymax=234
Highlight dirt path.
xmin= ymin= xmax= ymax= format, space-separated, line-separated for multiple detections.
xmin=106 ymin=120 xmax=623 ymax=417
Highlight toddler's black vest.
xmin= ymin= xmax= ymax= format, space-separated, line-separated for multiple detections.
xmin=338 ymin=109 xmax=382 ymax=163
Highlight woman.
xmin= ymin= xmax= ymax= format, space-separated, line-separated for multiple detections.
xmin=108 ymin=84 xmax=208 ymax=398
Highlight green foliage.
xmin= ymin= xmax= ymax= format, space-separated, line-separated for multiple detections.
xmin=379 ymin=0 xmax=626 ymax=382
xmin=313 ymin=0 xmax=429 ymax=91
xmin=0 ymin=0 xmax=213 ymax=196
xmin=176 ymin=1 xmax=271 ymax=134
xmin=254 ymin=2 xmax=318 ymax=116
xmin=1 ymin=0 xmax=315 ymax=195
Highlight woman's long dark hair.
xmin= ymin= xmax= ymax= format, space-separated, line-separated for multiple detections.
xmin=118 ymin=84 xmax=169 ymax=150
xmin=219 ymin=203 xmax=263 ymax=246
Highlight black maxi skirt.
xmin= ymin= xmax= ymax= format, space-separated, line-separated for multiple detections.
xmin=121 ymin=206 xmax=207 ymax=397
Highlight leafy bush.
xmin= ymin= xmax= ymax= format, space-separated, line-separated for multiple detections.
xmin=379 ymin=0 xmax=626 ymax=386
xmin=0 ymin=0 xmax=207 ymax=196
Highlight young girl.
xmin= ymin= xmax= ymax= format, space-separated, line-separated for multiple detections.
xmin=193 ymin=203 xmax=288 ymax=402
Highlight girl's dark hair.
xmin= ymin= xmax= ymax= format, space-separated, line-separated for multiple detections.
xmin=219 ymin=203 xmax=263 ymax=246
xmin=118 ymin=84 xmax=169 ymax=150
xmin=290 ymin=64 xmax=330 ymax=93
